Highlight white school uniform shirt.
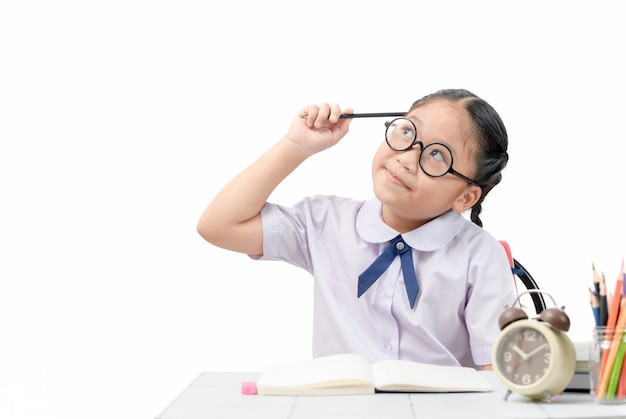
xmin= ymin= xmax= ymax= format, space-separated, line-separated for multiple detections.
xmin=256 ymin=195 xmax=517 ymax=367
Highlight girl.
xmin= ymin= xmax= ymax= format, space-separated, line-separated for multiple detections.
xmin=197 ymin=89 xmax=517 ymax=369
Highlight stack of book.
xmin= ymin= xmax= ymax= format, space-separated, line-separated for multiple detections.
xmin=566 ymin=340 xmax=590 ymax=392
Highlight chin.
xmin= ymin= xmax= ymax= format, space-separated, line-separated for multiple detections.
xmin=373 ymin=188 xmax=405 ymax=210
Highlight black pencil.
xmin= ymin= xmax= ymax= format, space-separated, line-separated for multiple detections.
xmin=339 ymin=112 xmax=405 ymax=119
xmin=600 ymin=272 xmax=609 ymax=327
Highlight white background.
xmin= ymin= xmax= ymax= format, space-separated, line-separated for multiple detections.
xmin=1 ymin=1 xmax=625 ymax=418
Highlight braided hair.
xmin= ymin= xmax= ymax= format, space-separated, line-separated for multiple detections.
xmin=409 ymin=89 xmax=509 ymax=227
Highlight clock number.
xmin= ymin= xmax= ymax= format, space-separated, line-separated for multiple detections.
xmin=544 ymin=352 xmax=551 ymax=364
xmin=523 ymin=330 xmax=537 ymax=341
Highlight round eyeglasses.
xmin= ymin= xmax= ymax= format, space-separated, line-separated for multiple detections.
xmin=384 ymin=118 xmax=479 ymax=185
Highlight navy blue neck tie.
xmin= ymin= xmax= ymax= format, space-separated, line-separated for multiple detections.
xmin=358 ymin=235 xmax=419 ymax=308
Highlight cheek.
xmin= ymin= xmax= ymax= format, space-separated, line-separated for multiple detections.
xmin=371 ymin=143 xmax=390 ymax=171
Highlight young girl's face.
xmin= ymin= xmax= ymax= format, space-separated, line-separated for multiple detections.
xmin=371 ymin=99 xmax=482 ymax=233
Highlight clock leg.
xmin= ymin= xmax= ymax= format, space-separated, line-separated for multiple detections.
xmin=503 ymin=389 xmax=512 ymax=401
xmin=542 ymin=391 xmax=552 ymax=403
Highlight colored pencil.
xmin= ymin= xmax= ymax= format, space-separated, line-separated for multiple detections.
xmin=606 ymin=332 xmax=626 ymax=399
xmin=593 ymin=262 xmax=608 ymax=326
xmin=619 ymin=275 xmax=626 ymax=400
xmin=607 ymin=274 xmax=624 ymax=335
xmin=600 ymin=274 xmax=609 ymax=327
xmin=590 ymin=289 xmax=600 ymax=327
xmin=593 ymin=262 xmax=602 ymax=295
xmin=618 ymin=349 xmax=626 ymax=399
xmin=596 ymin=296 xmax=626 ymax=399
xmin=595 ymin=264 xmax=625 ymax=397
xmin=608 ymin=262 xmax=625 ymax=331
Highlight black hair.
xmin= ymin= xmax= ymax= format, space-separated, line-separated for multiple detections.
xmin=409 ymin=89 xmax=509 ymax=227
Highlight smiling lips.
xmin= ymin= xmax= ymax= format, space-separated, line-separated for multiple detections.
xmin=385 ymin=169 xmax=409 ymax=189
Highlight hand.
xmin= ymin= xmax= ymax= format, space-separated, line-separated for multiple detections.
xmin=508 ymin=343 xmax=528 ymax=360
xmin=285 ymin=103 xmax=353 ymax=156
xmin=525 ymin=344 xmax=548 ymax=359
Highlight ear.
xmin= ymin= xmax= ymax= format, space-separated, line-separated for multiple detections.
xmin=452 ymin=185 xmax=482 ymax=213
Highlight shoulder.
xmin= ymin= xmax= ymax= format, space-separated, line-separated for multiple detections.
xmin=292 ymin=194 xmax=366 ymax=216
xmin=421 ymin=213 xmax=508 ymax=268
xmin=453 ymin=218 xmax=511 ymax=275
xmin=308 ymin=194 xmax=365 ymax=208
xmin=455 ymin=215 xmax=503 ymax=250
xmin=262 ymin=195 xmax=366 ymax=227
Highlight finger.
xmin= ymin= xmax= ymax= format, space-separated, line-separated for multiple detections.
xmin=314 ymin=103 xmax=331 ymax=128
xmin=337 ymin=107 xmax=354 ymax=132
xmin=299 ymin=104 xmax=320 ymax=127
xmin=328 ymin=103 xmax=342 ymax=123
xmin=339 ymin=107 xmax=354 ymax=123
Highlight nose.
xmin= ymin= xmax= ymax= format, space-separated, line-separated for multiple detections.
xmin=395 ymin=145 xmax=421 ymax=173
xmin=409 ymin=140 xmax=423 ymax=150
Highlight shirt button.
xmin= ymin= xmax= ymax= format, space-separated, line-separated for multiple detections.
xmin=384 ymin=343 xmax=394 ymax=353
xmin=396 ymin=242 xmax=405 ymax=251
xmin=381 ymin=289 xmax=391 ymax=299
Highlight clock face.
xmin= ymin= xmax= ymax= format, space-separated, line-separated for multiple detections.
xmin=495 ymin=325 xmax=552 ymax=386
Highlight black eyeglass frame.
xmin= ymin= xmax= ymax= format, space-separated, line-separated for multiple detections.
xmin=384 ymin=118 xmax=480 ymax=186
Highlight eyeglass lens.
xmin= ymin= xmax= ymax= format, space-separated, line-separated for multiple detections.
xmin=385 ymin=118 xmax=454 ymax=178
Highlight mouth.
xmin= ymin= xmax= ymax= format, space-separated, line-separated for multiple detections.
xmin=385 ymin=169 xmax=410 ymax=189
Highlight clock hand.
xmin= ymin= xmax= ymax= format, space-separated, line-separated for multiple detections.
xmin=508 ymin=343 xmax=529 ymax=360
xmin=525 ymin=343 xmax=548 ymax=359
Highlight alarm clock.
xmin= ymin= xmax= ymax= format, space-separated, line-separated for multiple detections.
xmin=492 ymin=290 xmax=576 ymax=402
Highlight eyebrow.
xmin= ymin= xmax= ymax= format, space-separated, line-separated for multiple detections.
xmin=406 ymin=116 xmax=421 ymax=126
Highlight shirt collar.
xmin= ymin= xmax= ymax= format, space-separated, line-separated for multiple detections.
xmin=356 ymin=198 xmax=465 ymax=251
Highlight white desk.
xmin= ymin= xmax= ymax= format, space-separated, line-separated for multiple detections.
xmin=156 ymin=371 xmax=626 ymax=419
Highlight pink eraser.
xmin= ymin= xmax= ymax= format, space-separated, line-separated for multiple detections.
xmin=241 ymin=381 xmax=257 ymax=395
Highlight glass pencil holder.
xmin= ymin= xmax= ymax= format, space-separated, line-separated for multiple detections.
xmin=590 ymin=326 xmax=626 ymax=404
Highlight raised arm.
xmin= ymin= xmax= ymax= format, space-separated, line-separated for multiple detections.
xmin=197 ymin=103 xmax=353 ymax=255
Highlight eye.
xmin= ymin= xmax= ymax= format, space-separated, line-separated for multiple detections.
xmin=386 ymin=120 xmax=415 ymax=139
xmin=400 ymin=125 xmax=415 ymax=140
xmin=420 ymin=144 xmax=454 ymax=176
xmin=426 ymin=144 xmax=451 ymax=165
xmin=428 ymin=148 xmax=445 ymax=162
xmin=385 ymin=118 xmax=417 ymax=150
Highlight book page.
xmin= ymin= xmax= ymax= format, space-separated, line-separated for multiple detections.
xmin=372 ymin=360 xmax=493 ymax=392
xmin=256 ymin=353 xmax=376 ymax=395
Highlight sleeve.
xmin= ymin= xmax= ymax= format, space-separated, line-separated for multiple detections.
xmin=255 ymin=195 xmax=334 ymax=272
xmin=465 ymin=236 xmax=519 ymax=365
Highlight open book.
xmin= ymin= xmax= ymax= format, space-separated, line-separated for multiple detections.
xmin=256 ymin=353 xmax=493 ymax=396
